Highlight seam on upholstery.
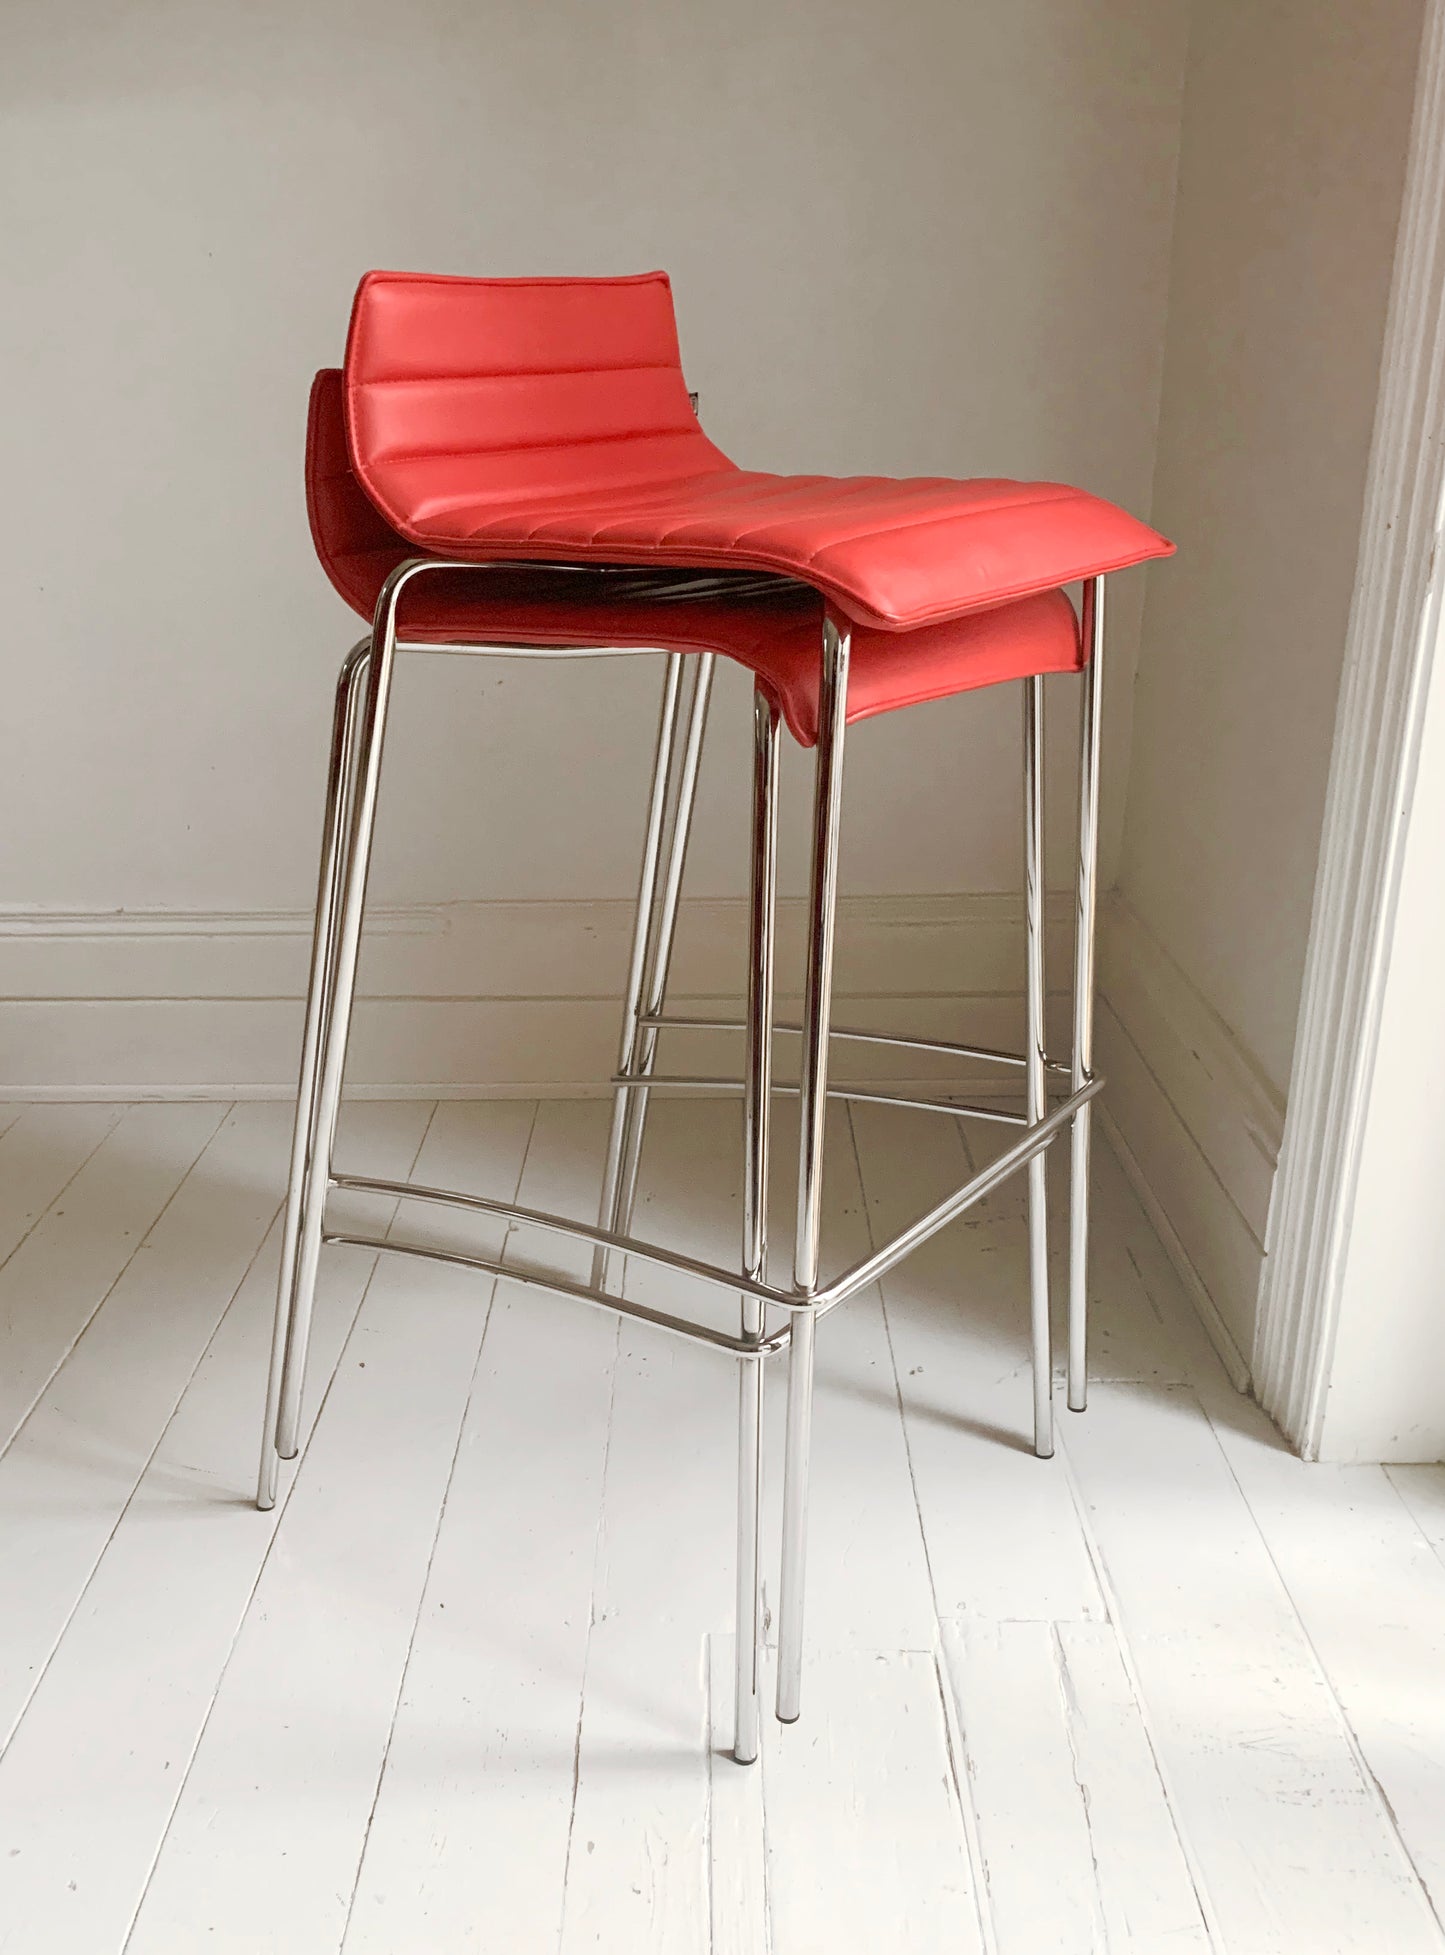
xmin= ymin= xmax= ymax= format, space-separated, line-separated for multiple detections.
xmin=738 ymin=489 xmax=1083 ymax=565
xmin=368 ymin=426 xmax=703 ymax=467
xmin=576 ymin=477 xmax=888 ymax=528
xmin=359 ymin=269 xmax=671 ymax=291
xmin=530 ymin=483 xmax=1079 ymax=561
xmin=355 ymin=362 xmax=679 ymax=386
xmin=414 ymin=531 xmax=1169 ymax=630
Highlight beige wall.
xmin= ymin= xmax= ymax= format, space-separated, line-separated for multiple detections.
xmin=1105 ymin=0 xmax=1425 ymax=1368
xmin=1118 ymin=0 xmax=1424 ymax=1095
xmin=0 ymin=0 xmax=1186 ymax=925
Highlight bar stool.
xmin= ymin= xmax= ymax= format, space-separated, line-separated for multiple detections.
xmin=258 ymin=270 xmax=1172 ymax=1765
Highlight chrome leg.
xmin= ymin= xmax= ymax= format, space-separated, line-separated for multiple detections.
xmin=608 ymin=653 xmax=716 ymax=1264
xmin=1068 ymin=578 xmax=1106 ymax=1413
xmin=257 ymin=639 xmax=371 ymax=1510
xmin=593 ymin=654 xmax=688 ymax=1290
xmin=273 ymin=590 xmax=402 ymax=1462
xmin=776 ymin=618 xmax=850 ymax=1725
xmin=736 ymin=686 xmax=780 ymax=1765
xmin=1024 ymin=673 xmax=1053 ymax=1459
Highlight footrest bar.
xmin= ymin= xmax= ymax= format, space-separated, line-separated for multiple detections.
xmin=816 ymin=1074 xmax=1105 ymax=1313
xmin=330 ymin=1174 xmax=799 ymax=1311
xmin=329 ymin=1073 xmax=1100 ymax=1333
xmin=638 ymin=1014 xmax=1073 ymax=1077
xmin=615 ymin=1074 xmax=1029 ymax=1126
xmin=324 ymin=1231 xmax=788 ymax=1359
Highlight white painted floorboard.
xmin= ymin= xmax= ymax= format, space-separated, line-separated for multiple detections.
xmin=0 ymin=1102 xmax=435 ymax=1955
xmin=0 ymin=1095 xmax=1440 ymax=1953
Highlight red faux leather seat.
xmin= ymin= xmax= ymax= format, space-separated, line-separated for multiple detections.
xmin=272 ymin=268 xmax=1172 ymax=1721
xmin=308 ymin=270 xmax=1173 ymax=741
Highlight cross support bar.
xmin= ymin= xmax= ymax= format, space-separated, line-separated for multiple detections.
xmin=326 ymin=1074 xmax=1102 ymax=1350
xmin=331 ymin=1172 xmax=801 ymax=1312
xmin=323 ymin=1231 xmax=790 ymax=1358
xmin=813 ymin=1073 xmax=1104 ymax=1315
xmin=637 ymin=1014 xmax=1074 ymax=1077
xmin=612 ymin=1073 xmax=1030 ymax=1126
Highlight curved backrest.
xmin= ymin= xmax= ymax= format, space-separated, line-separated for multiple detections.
xmin=343 ymin=270 xmax=735 ymax=542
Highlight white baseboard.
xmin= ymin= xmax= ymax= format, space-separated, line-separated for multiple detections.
xmin=0 ymin=893 xmax=1075 ymax=1100
xmin=0 ymin=890 xmax=1284 ymax=1399
xmin=1098 ymin=1109 xmax=1251 ymax=1391
xmin=1095 ymin=893 xmax=1285 ymax=1383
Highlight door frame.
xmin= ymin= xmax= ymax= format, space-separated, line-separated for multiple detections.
xmin=1253 ymin=0 xmax=1445 ymax=1456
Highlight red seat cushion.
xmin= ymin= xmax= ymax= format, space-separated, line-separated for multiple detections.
xmin=307 ymin=370 xmax=1084 ymax=746
xmin=342 ymin=270 xmax=1172 ymax=634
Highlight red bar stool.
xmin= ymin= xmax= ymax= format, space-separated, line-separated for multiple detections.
xmin=258 ymin=270 xmax=1172 ymax=1764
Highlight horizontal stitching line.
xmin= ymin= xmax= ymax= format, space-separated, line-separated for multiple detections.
xmin=370 ymin=427 xmax=705 ymax=467
xmin=791 ymin=490 xmax=1082 ymax=564
xmin=511 ymin=479 xmax=947 ymax=539
xmin=421 ymin=531 xmax=1165 ymax=626
xmin=361 ymin=271 xmax=669 ymax=291
xmin=355 ymin=362 xmax=679 ymax=386
xmin=520 ymin=486 xmax=1081 ymax=561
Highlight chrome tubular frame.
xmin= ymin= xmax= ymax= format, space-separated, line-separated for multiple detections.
xmin=257 ymin=637 xmax=373 ymax=1509
xmin=610 ymin=652 xmax=717 ymax=1268
xmin=269 ymin=561 xmax=420 ymax=1473
xmin=591 ymin=652 xmax=688 ymax=1293
xmin=615 ymin=1073 xmax=1032 ymax=1125
xmin=257 ymin=553 xmax=1110 ymax=1762
xmin=1023 ymin=672 xmax=1053 ymax=1460
xmin=1069 ymin=576 xmax=1106 ymax=1412
xmin=736 ymin=685 xmax=781 ymax=1764
xmin=776 ymin=616 xmax=851 ymax=1725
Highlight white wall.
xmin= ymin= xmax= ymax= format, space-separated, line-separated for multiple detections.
xmin=1101 ymin=0 xmax=1425 ymax=1372
xmin=0 ymin=8 xmax=1186 ymax=882
xmin=0 ymin=0 xmax=1191 ymax=1091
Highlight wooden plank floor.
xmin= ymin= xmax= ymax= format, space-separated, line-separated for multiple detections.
xmin=0 ymin=1094 xmax=1441 ymax=1953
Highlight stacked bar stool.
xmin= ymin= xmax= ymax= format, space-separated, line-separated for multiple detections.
xmin=260 ymin=270 xmax=1172 ymax=1764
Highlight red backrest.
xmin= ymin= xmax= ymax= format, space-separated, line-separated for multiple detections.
xmin=342 ymin=270 xmax=734 ymax=541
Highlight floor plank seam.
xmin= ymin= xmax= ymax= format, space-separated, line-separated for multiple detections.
xmin=338 ymin=1288 xmax=503 ymax=1947
xmin=337 ymin=1098 xmax=546 ymax=1947
xmin=1053 ymin=1428 xmax=1227 ymax=1952
xmin=0 ymin=1103 xmax=230 ymax=1471
xmin=0 ymin=1180 xmax=286 ymax=1766
xmin=754 ymin=1675 xmax=776 ymax=1955
xmin=116 ymin=1102 xmax=443 ymax=1952
xmin=1049 ymin=1621 xmax=1114 ymax=1950
xmin=844 ymin=1103 xmax=1000 ymax=1955
xmin=1384 ymin=1467 xmax=1445 ymax=1579
xmin=556 ymin=1310 xmax=624 ymax=1951
xmin=117 ymin=1388 xmax=319 ymax=1954
xmin=1191 ymin=1392 xmax=1445 ymax=1945
xmin=0 ymin=1105 xmax=126 ymax=1288
xmin=929 ymin=1643 xmax=1001 ymax=1955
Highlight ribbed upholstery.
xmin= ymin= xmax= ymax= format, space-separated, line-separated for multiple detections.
xmin=307 ymin=369 xmax=1085 ymax=746
xmin=342 ymin=270 xmax=1173 ymax=634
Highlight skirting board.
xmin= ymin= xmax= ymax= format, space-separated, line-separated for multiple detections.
xmin=1095 ymin=893 xmax=1285 ymax=1389
xmin=1098 ymin=1109 xmax=1251 ymax=1392
xmin=0 ymin=892 xmax=1076 ymax=1101
xmin=0 ymin=887 xmax=1284 ymax=1397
